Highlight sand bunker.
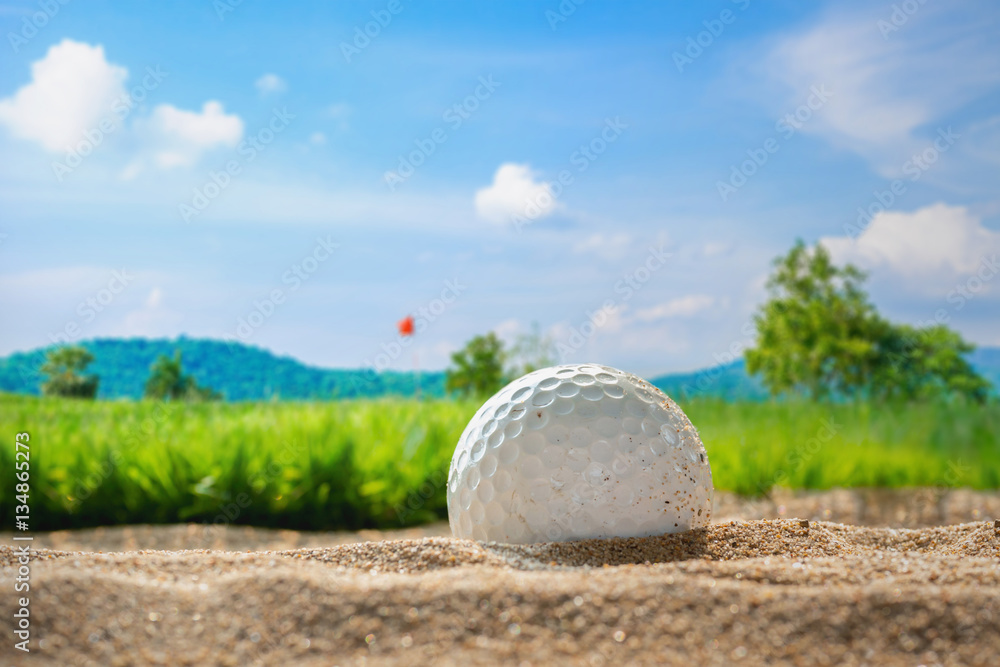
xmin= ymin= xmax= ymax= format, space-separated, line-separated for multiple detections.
xmin=2 ymin=513 xmax=999 ymax=666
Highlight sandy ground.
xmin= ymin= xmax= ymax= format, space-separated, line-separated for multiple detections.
xmin=1 ymin=489 xmax=999 ymax=666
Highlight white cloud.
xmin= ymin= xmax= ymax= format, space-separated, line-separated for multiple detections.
xmin=492 ymin=318 xmax=522 ymax=342
xmin=0 ymin=265 xmax=118 ymax=296
xmin=597 ymin=306 xmax=626 ymax=334
xmin=122 ymin=287 xmax=182 ymax=336
xmin=254 ymin=74 xmax=287 ymax=97
xmin=145 ymin=287 xmax=163 ymax=308
xmin=119 ymin=160 xmax=143 ymax=180
xmin=821 ymin=202 xmax=1000 ymax=286
xmin=955 ymin=113 xmax=1000 ymax=186
xmin=0 ymin=39 xmax=244 ymax=172
xmin=702 ymin=242 xmax=729 ymax=257
xmin=0 ymin=39 xmax=127 ymax=152
xmin=326 ymin=103 xmax=351 ymax=131
xmin=635 ymin=295 xmax=716 ymax=321
xmin=309 ymin=131 xmax=327 ymax=145
xmin=765 ymin=3 xmax=1000 ymax=175
xmin=143 ymin=101 xmax=243 ymax=168
xmin=474 ymin=163 xmax=561 ymax=225
xmin=573 ymin=233 xmax=632 ymax=261
xmin=327 ymin=103 xmax=350 ymax=118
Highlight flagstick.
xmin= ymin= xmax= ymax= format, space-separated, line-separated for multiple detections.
xmin=414 ymin=350 xmax=420 ymax=400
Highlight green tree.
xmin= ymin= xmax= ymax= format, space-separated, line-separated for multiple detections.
xmin=446 ymin=332 xmax=507 ymax=398
xmin=145 ymin=351 xmax=220 ymax=401
xmin=745 ymin=240 xmax=883 ymax=399
xmin=745 ymin=240 xmax=990 ymax=402
xmin=507 ymin=322 xmax=556 ymax=377
xmin=40 ymin=346 xmax=99 ymax=398
xmin=873 ymin=324 xmax=990 ymax=402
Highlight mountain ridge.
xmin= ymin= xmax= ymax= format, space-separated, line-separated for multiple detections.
xmin=0 ymin=337 xmax=996 ymax=401
xmin=0 ymin=337 xmax=444 ymax=400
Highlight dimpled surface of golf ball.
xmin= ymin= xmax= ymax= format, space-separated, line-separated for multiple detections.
xmin=447 ymin=363 xmax=713 ymax=544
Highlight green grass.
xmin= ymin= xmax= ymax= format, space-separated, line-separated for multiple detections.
xmin=0 ymin=394 xmax=998 ymax=531
xmin=687 ymin=400 xmax=1000 ymax=495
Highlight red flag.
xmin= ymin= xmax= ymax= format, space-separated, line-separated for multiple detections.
xmin=397 ymin=315 xmax=414 ymax=336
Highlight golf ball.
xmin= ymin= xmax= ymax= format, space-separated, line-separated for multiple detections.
xmin=447 ymin=363 xmax=713 ymax=544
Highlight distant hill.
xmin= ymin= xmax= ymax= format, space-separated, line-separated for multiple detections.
xmin=650 ymin=360 xmax=769 ymax=401
xmin=0 ymin=337 xmax=445 ymax=400
xmin=969 ymin=346 xmax=1000 ymax=392
xmin=0 ymin=337 xmax=996 ymax=402
xmin=652 ymin=349 xmax=1000 ymax=401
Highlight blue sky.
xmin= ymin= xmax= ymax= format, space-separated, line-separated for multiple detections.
xmin=1 ymin=0 xmax=998 ymax=376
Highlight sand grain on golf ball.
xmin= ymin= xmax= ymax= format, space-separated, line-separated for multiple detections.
xmin=448 ymin=363 xmax=713 ymax=543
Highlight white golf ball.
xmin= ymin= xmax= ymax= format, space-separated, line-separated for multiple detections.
xmin=447 ymin=363 xmax=713 ymax=544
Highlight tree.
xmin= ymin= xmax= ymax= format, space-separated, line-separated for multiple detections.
xmin=145 ymin=351 xmax=186 ymax=399
xmin=745 ymin=240 xmax=990 ymax=402
xmin=40 ymin=346 xmax=99 ymax=398
xmin=145 ymin=351 xmax=220 ymax=401
xmin=745 ymin=240 xmax=884 ymax=399
xmin=873 ymin=324 xmax=990 ymax=402
xmin=446 ymin=333 xmax=507 ymax=398
xmin=507 ymin=322 xmax=556 ymax=377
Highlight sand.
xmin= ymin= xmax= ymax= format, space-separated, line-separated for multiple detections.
xmin=2 ymin=489 xmax=999 ymax=667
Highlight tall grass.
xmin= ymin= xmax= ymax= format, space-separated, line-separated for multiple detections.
xmin=0 ymin=394 xmax=997 ymax=530
xmin=0 ymin=395 xmax=474 ymax=531
xmin=686 ymin=399 xmax=1000 ymax=495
